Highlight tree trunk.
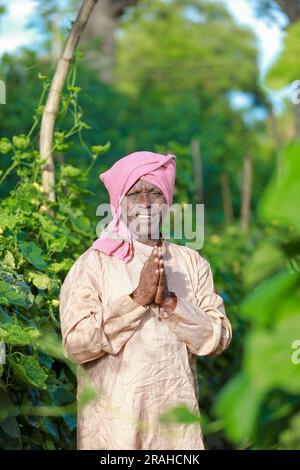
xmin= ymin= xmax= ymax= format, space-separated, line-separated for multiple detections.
xmin=81 ymin=0 xmax=138 ymax=83
xmin=275 ymin=0 xmax=300 ymax=22
xmin=220 ymin=172 xmax=233 ymax=225
xmin=267 ymin=100 xmax=282 ymax=179
xmin=40 ymin=0 xmax=98 ymax=202
xmin=191 ymin=137 xmax=204 ymax=203
xmin=240 ymin=155 xmax=253 ymax=232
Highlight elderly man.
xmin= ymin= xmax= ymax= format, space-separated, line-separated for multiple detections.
xmin=59 ymin=151 xmax=232 ymax=450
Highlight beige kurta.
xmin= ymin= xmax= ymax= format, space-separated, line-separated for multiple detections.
xmin=59 ymin=238 xmax=232 ymax=450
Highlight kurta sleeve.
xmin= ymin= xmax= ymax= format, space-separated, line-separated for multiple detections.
xmin=162 ymin=253 xmax=232 ymax=356
xmin=59 ymin=249 xmax=148 ymax=365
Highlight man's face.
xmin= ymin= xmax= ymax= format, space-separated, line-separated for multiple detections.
xmin=120 ymin=179 xmax=167 ymax=240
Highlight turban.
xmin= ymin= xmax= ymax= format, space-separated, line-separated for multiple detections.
xmin=91 ymin=150 xmax=176 ymax=262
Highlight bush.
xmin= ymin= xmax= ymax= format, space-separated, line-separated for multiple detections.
xmin=0 ymin=59 xmax=109 ymax=449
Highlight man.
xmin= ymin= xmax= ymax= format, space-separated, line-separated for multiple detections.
xmin=59 ymin=150 xmax=232 ymax=450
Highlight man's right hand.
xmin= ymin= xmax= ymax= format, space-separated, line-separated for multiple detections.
xmin=130 ymin=244 xmax=161 ymax=306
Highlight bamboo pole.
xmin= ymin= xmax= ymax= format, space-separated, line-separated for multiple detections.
xmin=39 ymin=0 xmax=98 ymax=202
xmin=220 ymin=172 xmax=233 ymax=225
xmin=191 ymin=137 xmax=204 ymax=203
xmin=240 ymin=155 xmax=253 ymax=232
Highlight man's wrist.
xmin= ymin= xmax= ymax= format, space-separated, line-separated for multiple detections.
xmin=160 ymin=291 xmax=177 ymax=314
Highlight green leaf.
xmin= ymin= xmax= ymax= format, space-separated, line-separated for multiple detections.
xmin=2 ymin=250 xmax=16 ymax=269
xmin=49 ymin=236 xmax=67 ymax=253
xmin=91 ymin=141 xmax=111 ymax=155
xmin=46 ymin=259 xmax=73 ymax=273
xmin=0 ymin=323 xmax=41 ymax=346
xmin=41 ymin=417 xmax=60 ymax=441
xmin=0 ymin=416 xmax=21 ymax=439
xmin=0 ymin=137 xmax=12 ymax=154
xmin=279 ymin=413 xmax=300 ymax=450
xmin=74 ymin=216 xmax=90 ymax=232
xmin=67 ymin=85 xmax=81 ymax=93
xmin=245 ymin=312 xmax=300 ymax=395
xmin=9 ymin=354 xmax=48 ymax=389
xmin=49 ymin=386 xmax=74 ymax=406
xmin=61 ymin=165 xmax=81 ymax=178
xmin=266 ymin=22 xmax=300 ymax=90
xmin=18 ymin=239 xmax=48 ymax=271
xmin=0 ymin=306 xmax=12 ymax=323
xmin=0 ymin=211 xmax=18 ymax=230
xmin=0 ymin=271 xmax=34 ymax=308
xmin=12 ymin=134 xmax=30 ymax=150
xmin=214 ymin=372 xmax=265 ymax=445
xmin=243 ymin=241 xmax=284 ymax=287
xmin=0 ymin=389 xmax=19 ymax=422
xmin=38 ymin=332 xmax=65 ymax=361
xmin=26 ymin=271 xmax=51 ymax=290
xmin=241 ymin=270 xmax=300 ymax=327
xmin=159 ymin=404 xmax=201 ymax=425
xmin=55 ymin=142 xmax=70 ymax=152
xmin=63 ymin=414 xmax=76 ymax=432
xmin=259 ymin=142 xmax=300 ymax=234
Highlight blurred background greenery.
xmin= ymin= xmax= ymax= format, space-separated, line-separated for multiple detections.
xmin=0 ymin=0 xmax=299 ymax=450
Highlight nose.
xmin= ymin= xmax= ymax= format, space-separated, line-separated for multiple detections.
xmin=139 ymin=192 xmax=151 ymax=207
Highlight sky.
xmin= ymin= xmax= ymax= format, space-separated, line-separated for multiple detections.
xmin=0 ymin=0 xmax=289 ymax=110
xmin=223 ymin=0 xmax=289 ymax=111
xmin=224 ymin=0 xmax=286 ymax=79
xmin=0 ymin=0 xmax=37 ymax=55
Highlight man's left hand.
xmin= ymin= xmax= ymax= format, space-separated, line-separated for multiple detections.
xmin=154 ymin=242 xmax=177 ymax=314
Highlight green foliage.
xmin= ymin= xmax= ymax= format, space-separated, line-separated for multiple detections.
xmin=0 ymin=55 xmax=109 ymax=449
xmin=266 ymin=21 xmax=300 ymax=89
xmin=116 ymin=0 xmax=259 ymax=96
xmin=0 ymin=324 xmax=40 ymax=346
xmin=1 ymin=0 xmax=273 ymax=227
xmin=0 ymin=0 xmax=289 ymax=450
xmin=9 ymin=354 xmax=48 ymax=389
xmin=214 ymin=142 xmax=300 ymax=449
xmin=197 ymin=226 xmax=256 ymax=448
xmin=159 ymin=404 xmax=201 ymax=425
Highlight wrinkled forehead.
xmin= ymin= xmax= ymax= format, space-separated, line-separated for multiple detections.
xmin=126 ymin=178 xmax=161 ymax=194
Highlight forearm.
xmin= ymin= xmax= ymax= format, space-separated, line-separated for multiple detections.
xmin=160 ymin=294 xmax=232 ymax=356
xmin=62 ymin=293 xmax=148 ymax=365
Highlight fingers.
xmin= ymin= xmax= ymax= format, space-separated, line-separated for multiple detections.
xmin=156 ymin=238 xmax=163 ymax=248
xmin=154 ymin=259 xmax=165 ymax=305
xmin=143 ymin=245 xmax=157 ymax=268
xmin=157 ymin=244 xmax=163 ymax=267
xmin=151 ymin=245 xmax=160 ymax=278
xmin=143 ymin=244 xmax=163 ymax=279
xmin=158 ymin=260 xmax=164 ymax=285
xmin=155 ymin=245 xmax=163 ymax=273
xmin=147 ymin=244 xmax=162 ymax=265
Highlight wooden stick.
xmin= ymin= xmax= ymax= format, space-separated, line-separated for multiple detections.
xmin=39 ymin=0 xmax=98 ymax=202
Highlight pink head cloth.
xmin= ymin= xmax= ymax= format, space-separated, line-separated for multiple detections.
xmin=91 ymin=150 xmax=176 ymax=262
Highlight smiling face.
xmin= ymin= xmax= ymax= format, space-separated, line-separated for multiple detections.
xmin=120 ymin=178 xmax=167 ymax=243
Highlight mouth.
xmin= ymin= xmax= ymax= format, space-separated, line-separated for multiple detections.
xmin=127 ymin=211 xmax=160 ymax=224
xmin=137 ymin=214 xmax=152 ymax=219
